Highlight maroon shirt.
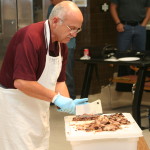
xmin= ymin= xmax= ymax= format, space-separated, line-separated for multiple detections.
xmin=0 ymin=21 xmax=68 ymax=88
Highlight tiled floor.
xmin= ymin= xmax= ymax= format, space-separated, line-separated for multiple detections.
xmin=49 ymin=84 xmax=150 ymax=150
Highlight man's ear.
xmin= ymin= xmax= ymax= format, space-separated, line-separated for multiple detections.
xmin=53 ymin=17 xmax=59 ymax=23
xmin=51 ymin=17 xmax=60 ymax=28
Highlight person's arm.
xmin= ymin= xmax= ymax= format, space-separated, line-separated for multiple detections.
xmin=110 ymin=3 xmax=124 ymax=32
xmin=55 ymin=81 xmax=70 ymax=97
xmin=14 ymin=79 xmax=56 ymax=102
xmin=14 ymin=79 xmax=88 ymax=114
xmin=141 ymin=7 xmax=150 ymax=26
xmin=110 ymin=3 xmax=120 ymax=25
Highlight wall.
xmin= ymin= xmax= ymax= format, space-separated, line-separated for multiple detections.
xmin=74 ymin=0 xmax=117 ymax=95
xmin=0 ymin=0 xmax=118 ymax=95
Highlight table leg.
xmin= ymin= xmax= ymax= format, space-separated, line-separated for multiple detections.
xmin=80 ymin=63 xmax=95 ymax=98
xmin=132 ymin=67 xmax=147 ymax=127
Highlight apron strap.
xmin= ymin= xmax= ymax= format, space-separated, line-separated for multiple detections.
xmin=58 ymin=42 xmax=61 ymax=56
xmin=44 ymin=20 xmax=61 ymax=56
xmin=44 ymin=20 xmax=50 ymax=54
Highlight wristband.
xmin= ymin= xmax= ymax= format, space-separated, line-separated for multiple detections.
xmin=116 ymin=22 xmax=121 ymax=25
xmin=52 ymin=93 xmax=60 ymax=103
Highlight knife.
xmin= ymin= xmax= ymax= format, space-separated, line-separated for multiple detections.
xmin=76 ymin=99 xmax=103 ymax=115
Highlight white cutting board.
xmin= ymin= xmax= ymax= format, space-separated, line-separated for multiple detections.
xmin=64 ymin=113 xmax=143 ymax=141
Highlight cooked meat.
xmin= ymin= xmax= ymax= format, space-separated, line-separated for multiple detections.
xmin=72 ymin=113 xmax=130 ymax=132
xmin=72 ymin=114 xmax=99 ymax=121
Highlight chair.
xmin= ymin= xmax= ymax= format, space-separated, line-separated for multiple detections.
xmin=112 ymin=75 xmax=137 ymax=84
xmin=107 ymin=74 xmax=137 ymax=108
xmin=110 ymin=69 xmax=150 ymax=130
xmin=112 ymin=75 xmax=150 ymax=91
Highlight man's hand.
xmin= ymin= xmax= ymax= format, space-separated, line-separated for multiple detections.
xmin=116 ymin=23 xmax=124 ymax=32
xmin=53 ymin=94 xmax=88 ymax=114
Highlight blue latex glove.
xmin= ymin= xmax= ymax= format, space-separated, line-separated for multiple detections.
xmin=53 ymin=94 xmax=88 ymax=114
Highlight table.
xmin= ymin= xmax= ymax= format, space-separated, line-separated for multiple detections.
xmin=138 ymin=137 xmax=149 ymax=150
xmin=77 ymin=58 xmax=150 ymax=128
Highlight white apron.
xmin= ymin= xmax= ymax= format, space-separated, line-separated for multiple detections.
xmin=0 ymin=20 xmax=62 ymax=150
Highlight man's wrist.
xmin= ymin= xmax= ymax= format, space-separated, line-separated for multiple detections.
xmin=116 ymin=22 xmax=121 ymax=25
xmin=52 ymin=93 xmax=60 ymax=103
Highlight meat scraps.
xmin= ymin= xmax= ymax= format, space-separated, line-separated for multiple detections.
xmin=72 ymin=113 xmax=130 ymax=132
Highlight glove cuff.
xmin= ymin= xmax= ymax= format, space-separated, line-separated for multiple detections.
xmin=52 ymin=93 xmax=60 ymax=103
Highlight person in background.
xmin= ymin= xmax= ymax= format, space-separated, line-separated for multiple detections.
xmin=47 ymin=0 xmax=76 ymax=99
xmin=110 ymin=0 xmax=150 ymax=91
xmin=0 ymin=1 xmax=87 ymax=149
xmin=110 ymin=0 xmax=150 ymax=51
xmin=47 ymin=0 xmax=64 ymax=19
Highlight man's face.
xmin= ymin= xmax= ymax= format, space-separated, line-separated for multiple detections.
xmin=53 ymin=13 xmax=83 ymax=43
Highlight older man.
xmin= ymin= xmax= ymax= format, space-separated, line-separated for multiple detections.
xmin=47 ymin=0 xmax=77 ymax=99
xmin=0 ymin=1 xmax=87 ymax=150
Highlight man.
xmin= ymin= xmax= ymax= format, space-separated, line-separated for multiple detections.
xmin=110 ymin=0 xmax=150 ymax=51
xmin=110 ymin=0 xmax=150 ymax=91
xmin=0 ymin=1 xmax=87 ymax=150
xmin=47 ymin=0 xmax=76 ymax=99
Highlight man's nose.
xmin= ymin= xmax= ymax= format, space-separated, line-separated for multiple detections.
xmin=71 ymin=32 xmax=77 ymax=37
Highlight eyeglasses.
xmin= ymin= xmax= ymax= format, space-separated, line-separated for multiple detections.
xmin=59 ymin=18 xmax=82 ymax=34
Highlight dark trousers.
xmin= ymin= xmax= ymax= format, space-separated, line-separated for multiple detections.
xmin=66 ymin=48 xmax=76 ymax=99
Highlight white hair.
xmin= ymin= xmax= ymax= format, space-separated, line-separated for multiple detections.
xmin=49 ymin=1 xmax=79 ymax=20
